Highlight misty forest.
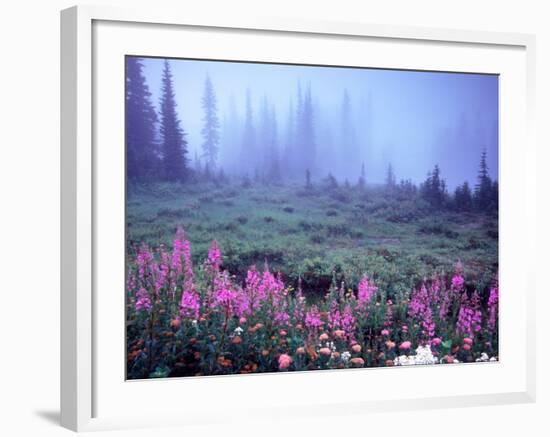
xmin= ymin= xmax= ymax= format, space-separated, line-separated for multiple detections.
xmin=126 ymin=57 xmax=499 ymax=378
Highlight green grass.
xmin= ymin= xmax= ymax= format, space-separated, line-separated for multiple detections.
xmin=126 ymin=180 xmax=498 ymax=298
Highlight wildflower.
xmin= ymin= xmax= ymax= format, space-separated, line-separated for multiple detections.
xmin=170 ymin=318 xmax=181 ymax=329
xmin=320 ymin=347 xmax=331 ymax=356
xmin=319 ymin=333 xmax=329 ymax=342
xmin=451 ymin=274 xmax=464 ymax=291
xmin=456 ymin=291 xmax=482 ymax=337
xmin=234 ymin=326 xmax=244 ymax=335
xmin=463 ymin=337 xmax=473 ymax=345
xmin=207 ymin=240 xmax=222 ymax=271
xmin=334 ymin=329 xmax=345 ymax=339
xmin=296 ymin=347 xmax=306 ymax=355
xmin=385 ymin=340 xmax=396 ymax=349
xmin=357 ymin=275 xmax=377 ymax=309
xmin=431 ymin=337 xmax=442 ymax=346
xmin=399 ymin=341 xmax=411 ymax=350
xmin=278 ymin=354 xmax=292 ymax=370
xmin=239 ymin=317 xmax=247 ymax=325
xmin=350 ymin=357 xmax=365 ymax=367
xmin=231 ymin=336 xmax=242 ymax=345
xmin=135 ymin=288 xmax=152 ymax=312
xmin=341 ymin=351 xmax=351 ymax=363
xmin=487 ymin=279 xmax=499 ymax=333
xmin=462 ymin=343 xmax=471 ymax=351
xmin=341 ymin=304 xmax=356 ymax=340
xmin=305 ymin=305 xmax=323 ymax=330
xmin=451 ymin=261 xmax=464 ymax=291
xmin=280 ymin=330 xmax=287 ymax=337
xmin=180 ymin=289 xmax=199 ymax=319
xmin=351 ymin=344 xmax=362 ymax=353
xmin=381 ymin=329 xmax=389 ymax=336
xmin=213 ymin=272 xmax=237 ymax=310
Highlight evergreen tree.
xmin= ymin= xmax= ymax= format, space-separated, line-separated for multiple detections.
xmin=200 ymin=75 xmax=220 ymax=171
xmin=474 ymin=149 xmax=493 ymax=211
xmin=305 ymin=168 xmax=312 ymax=189
xmin=241 ymin=89 xmax=256 ymax=172
xmin=421 ymin=165 xmax=447 ymax=208
xmin=454 ymin=181 xmax=473 ymax=211
xmin=340 ymin=90 xmax=357 ymax=176
xmin=267 ymin=104 xmax=281 ymax=182
xmin=398 ymin=179 xmax=417 ymax=198
xmin=358 ymin=162 xmax=366 ymax=189
xmin=300 ymin=85 xmax=316 ymax=174
xmin=385 ymin=163 xmax=396 ymax=189
xmin=283 ymin=99 xmax=295 ymax=178
xmin=126 ymin=57 xmax=159 ymax=180
xmin=159 ymin=60 xmax=188 ymax=181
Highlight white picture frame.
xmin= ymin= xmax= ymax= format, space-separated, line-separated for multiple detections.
xmin=60 ymin=5 xmax=537 ymax=432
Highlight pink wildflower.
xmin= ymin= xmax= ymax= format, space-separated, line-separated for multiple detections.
xmin=278 ymin=354 xmax=292 ymax=370
xmin=399 ymin=341 xmax=411 ymax=350
xmin=135 ymin=287 xmax=152 ymax=312
xmin=207 ymin=240 xmax=222 ymax=271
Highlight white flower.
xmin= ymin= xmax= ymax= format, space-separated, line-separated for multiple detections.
xmin=341 ymin=351 xmax=351 ymax=363
xmin=394 ymin=345 xmax=437 ymax=366
xmin=234 ymin=326 xmax=244 ymax=335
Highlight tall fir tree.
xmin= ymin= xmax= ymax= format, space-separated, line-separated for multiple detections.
xmin=241 ymin=89 xmax=256 ymax=173
xmin=474 ymin=149 xmax=493 ymax=211
xmin=299 ymin=84 xmax=315 ymax=175
xmin=385 ymin=163 xmax=396 ymax=189
xmin=454 ymin=181 xmax=473 ymax=211
xmin=200 ymin=75 xmax=220 ymax=173
xmin=126 ymin=57 xmax=159 ymax=181
xmin=268 ymin=104 xmax=281 ymax=182
xmin=358 ymin=162 xmax=366 ymax=189
xmin=340 ymin=89 xmax=357 ymax=176
xmin=159 ymin=60 xmax=188 ymax=181
xmin=420 ymin=164 xmax=447 ymax=208
xmin=283 ymin=99 xmax=295 ymax=178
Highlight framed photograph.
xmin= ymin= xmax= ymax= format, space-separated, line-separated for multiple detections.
xmin=61 ymin=5 xmax=536 ymax=432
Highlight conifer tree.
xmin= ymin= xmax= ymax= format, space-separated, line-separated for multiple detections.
xmin=474 ymin=149 xmax=493 ymax=211
xmin=159 ymin=60 xmax=188 ymax=181
xmin=454 ymin=181 xmax=473 ymax=211
xmin=241 ymin=89 xmax=256 ymax=172
xmin=126 ymin=57 xmax=159 ymax=180
xmin=201 ymin=75 xmax=220 ymax=171
xmin=385 ymin=163 xmax=396 ymax=189
xmin=358 ymin=162 xmax=366 ymax=189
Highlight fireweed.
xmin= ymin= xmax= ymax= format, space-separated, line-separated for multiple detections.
xmin=126 ymin=230 xmax=499 ymax=379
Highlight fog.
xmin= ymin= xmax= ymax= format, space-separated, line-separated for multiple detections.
xmin=140 ymin=57 xmax=498 ymax=189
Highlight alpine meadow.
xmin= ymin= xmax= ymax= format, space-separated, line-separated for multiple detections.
xmin=125 ymin=56 xmax=499 ymax=379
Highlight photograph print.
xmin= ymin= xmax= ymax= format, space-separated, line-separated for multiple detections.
xmin=125 ymin=56 xmax=499 ymax=379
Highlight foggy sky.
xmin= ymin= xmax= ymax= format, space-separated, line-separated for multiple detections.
xmin=139 ymin=57 xmax=498 ymax=189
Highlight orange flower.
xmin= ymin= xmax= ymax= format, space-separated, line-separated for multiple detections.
xmin=170 ymin=318 xmax=181 ymax=329
xmin=334 ymin=329 xmax=345 ymax=339
xmin=231 ymin=336 xmax=242 ymax=345
xmin=385 ymin=340 xmax=396 ymax=349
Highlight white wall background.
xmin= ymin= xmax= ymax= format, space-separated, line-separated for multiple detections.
xmin=0 ymin=1 xmax=547 ymax=435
